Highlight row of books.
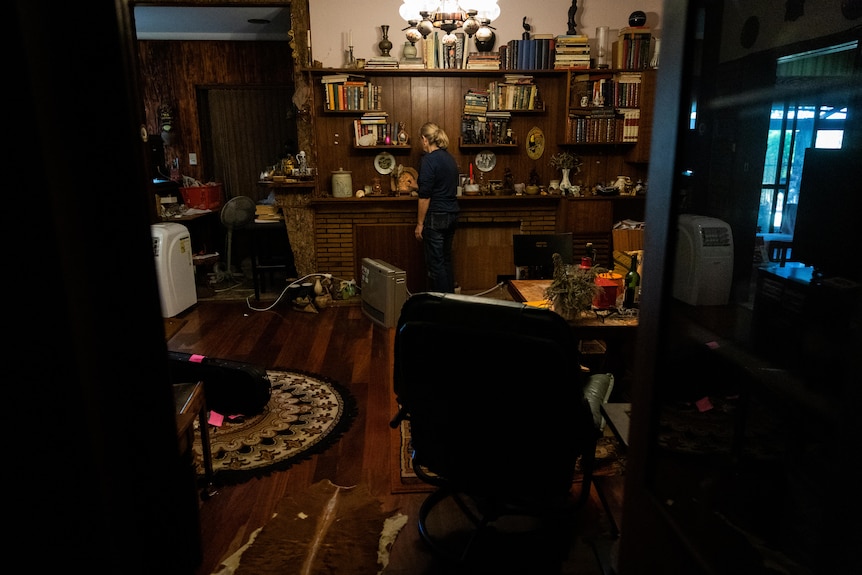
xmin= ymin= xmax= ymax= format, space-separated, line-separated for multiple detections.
xmin=461 ymin=114 xmax=513 ymax=145
xmin=613 ymin=27 xmax=652 ymax=70
xmin=565 ymin=113 xmax=627 ymax=144
xmin=424 ymin=31 xmax=469 ymax=70
xmin=565 ymin=105 xmax=640 ymax=144
xmin=486 ymin=76 xmax=540 ymax=111
xmin=499 ymin=35 xmax=558 ymax=70
xmin=320 ymin=74 xmax=381 ymax=111
xmin=353 ymin=113 xmax=405 ymax=145
xmin=568 ymin=72 xmax=644 ymax=109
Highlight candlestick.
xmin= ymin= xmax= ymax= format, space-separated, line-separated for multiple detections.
xmin=349 ymin=30 xmax=353 ymax=47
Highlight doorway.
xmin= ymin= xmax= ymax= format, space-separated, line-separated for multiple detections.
xmin=198 ymin=86 xmax=298 ymax=203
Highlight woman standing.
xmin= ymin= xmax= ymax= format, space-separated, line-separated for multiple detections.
xmin=414 ymin=122 xmax=460 ymax=293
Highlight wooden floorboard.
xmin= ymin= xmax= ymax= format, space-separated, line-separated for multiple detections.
xmin=168 ymin=297 xmax=621 ymax=575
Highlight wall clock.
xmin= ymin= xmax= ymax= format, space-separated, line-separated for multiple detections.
xmin=526 ymin=127 xmax=545 ymax=160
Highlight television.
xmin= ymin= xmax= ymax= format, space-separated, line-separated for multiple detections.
xmin=792 ymin=148 xmax=862 ymax=282
xmin=513 ymin=233 xmax=573 ymax=279
xmin=360 ymin=258 xmax=408 ymax=328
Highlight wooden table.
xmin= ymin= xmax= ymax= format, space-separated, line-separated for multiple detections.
xmin=508 ymin=279 xmax=639 ymax=380
xmin=507 ymin=279 xmax=639 ymax=333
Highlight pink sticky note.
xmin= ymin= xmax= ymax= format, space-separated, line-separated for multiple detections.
xmin=705 ymin=341 xmax=719 ymax=350
xmin=208 ymin=410 xmax=224 ymax=426
xmin=695 ymin=396 xmax=714 ymax=412
xmin=190 ymin=354 xmax=206 ymax=363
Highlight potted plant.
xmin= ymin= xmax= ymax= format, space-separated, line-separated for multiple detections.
xmin=549 ymin=151 xmax=582 ymax=194
xmin=544 ymin=253 xmax=605 ymax=320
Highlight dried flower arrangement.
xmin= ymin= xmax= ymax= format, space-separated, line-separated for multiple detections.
xmin=544 ymin=252 xmax=605 ymax=320
xmin=549 ymin=151 xmax=582 ymax=173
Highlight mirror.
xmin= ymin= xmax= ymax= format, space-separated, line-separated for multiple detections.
xmin=624 ymin=1 xmax=861 ymax=572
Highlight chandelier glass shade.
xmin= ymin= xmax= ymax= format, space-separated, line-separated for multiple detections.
xmin=400 ymin=0 xmax=499 ymax=45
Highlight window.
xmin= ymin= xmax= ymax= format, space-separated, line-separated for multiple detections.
xmin=756 ymin=41 xmax=857 ymax=236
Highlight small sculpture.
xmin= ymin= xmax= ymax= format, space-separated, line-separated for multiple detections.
xmin=567 ymin=1 xmax=578 ymax=35
xmin=522 ymin=17 xmax=531 ymax=40
xmin=503 ymin=167 xmax=514 ymax=191
xmin=296 ymin=150 xmax=308 ymax=175
xmin=529 ymin=168 xmax=540 ymax=187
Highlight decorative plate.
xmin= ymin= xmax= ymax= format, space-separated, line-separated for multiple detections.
xmin=374 ymin=152 xmax=396 ymax=174
xmin=475 ymin=150 xmax=496 ymax=172
xmin=526 ymin=127 xmax=545 ymax=160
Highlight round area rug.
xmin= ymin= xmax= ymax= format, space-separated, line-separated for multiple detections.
xmin=193 ymin=369 xmax=357 ymax=485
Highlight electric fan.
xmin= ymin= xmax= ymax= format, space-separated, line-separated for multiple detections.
xmin=216 ymin=195 xmax=256 ymax=281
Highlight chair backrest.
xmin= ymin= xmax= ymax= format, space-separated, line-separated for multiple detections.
xmin=394 ymin=292 xmax=596 ymax=500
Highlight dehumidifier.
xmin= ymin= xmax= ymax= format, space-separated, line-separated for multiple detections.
xmin=152 ymin=222 xmax=197 ymax=317
xmin=673 ymin=214 xmax=734 ymax=306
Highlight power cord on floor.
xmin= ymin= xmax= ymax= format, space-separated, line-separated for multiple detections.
xmin=245 ymin=272 xmax=358 ymax=312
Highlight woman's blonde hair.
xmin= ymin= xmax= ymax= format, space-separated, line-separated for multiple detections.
xmin=420 ymin=122 xmax=449 ymax=149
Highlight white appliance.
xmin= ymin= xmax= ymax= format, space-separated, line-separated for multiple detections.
xmin=673 ymin=214 xmax=734 ymax=306
xmin=152 ymin=222 xmax=197 ymax=317
xmin=360 ymin=258 xmax=407 ymax=328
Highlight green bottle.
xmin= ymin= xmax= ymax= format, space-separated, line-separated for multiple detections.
xmin=623 ymin=253 xmax=640 ymax=309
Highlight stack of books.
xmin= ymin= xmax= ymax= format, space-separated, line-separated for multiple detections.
xmin=554 ymin=34 xmax=590 ymax=69
xmin=363 ymin=56 xmax=399 ymax=70
xmin=399 ymin=56 xmax=425 ymax=69
xmin=613 ymin=27 xmax=652 ymax=70
xmin=461 ymin=89 xmax=489 ymax=144
xmin=465 ymin=51 xmax=501 ymax=70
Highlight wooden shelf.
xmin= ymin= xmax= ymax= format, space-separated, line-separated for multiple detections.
xmin=353 ymin=145 xmax=411 ymax=151
xmin=322 ymin=109 xmax=386 ymax=114
xmin=306 ymin=68 xmax=566 ymax=77
xmin=459 ymin=139 xmax=518 ymax=149
xmin=488 ymin=106 xmax=546 ymax=113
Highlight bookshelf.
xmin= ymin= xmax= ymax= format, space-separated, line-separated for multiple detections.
xmin=563 ymin=68 xmax=655 ymax=153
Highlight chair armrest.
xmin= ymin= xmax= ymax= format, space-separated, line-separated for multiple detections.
xmin=582 ymin=373 xmax=615 ymax=431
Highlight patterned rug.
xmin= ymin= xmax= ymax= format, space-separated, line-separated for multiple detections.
xmin=193 ymin=369 xmax=357 ymax=486
xmin=393 ymin=419 xmax=626 ymax=494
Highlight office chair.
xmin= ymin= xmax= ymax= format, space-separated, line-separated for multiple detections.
xmin=390 ymin=292 xmax=613 ymax=567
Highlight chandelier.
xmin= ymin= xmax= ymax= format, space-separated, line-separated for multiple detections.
xmin=399 ymin=0 xmax=500 ymax=46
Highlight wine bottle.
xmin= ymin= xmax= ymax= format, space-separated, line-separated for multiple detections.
xmin=623 ymin=253 xmax=640 ymax=309
xmin=581 ymin=242 xmax=595 ymax=269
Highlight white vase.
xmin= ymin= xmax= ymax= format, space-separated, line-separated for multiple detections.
xmin=560 ymin=168 xmax=573 ymax=194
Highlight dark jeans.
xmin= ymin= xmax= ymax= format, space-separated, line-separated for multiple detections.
xmin=422 ymin=211 xmax=458 ymax=292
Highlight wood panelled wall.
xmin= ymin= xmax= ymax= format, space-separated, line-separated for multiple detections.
xmin=308 ymin=70 xmax=650 ymax=198
xmin=137 ymin=40 xmax=295 ymax=185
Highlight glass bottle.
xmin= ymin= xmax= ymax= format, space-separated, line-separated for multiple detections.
xmin=587 ymin=242 xmax=598 ymax=267
xmin=623 ymin=253 xmax=640 ymax=309
xmin=581 ymin=242 xmax=595 ymax=269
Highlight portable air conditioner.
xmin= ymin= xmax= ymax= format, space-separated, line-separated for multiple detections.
xmin=360 ymin=258 xmax=407 ymax=328
xmin=673 ymin=214 xmax=734 ymax=306
xmin=152 ymin=222 xmax=197 ymax=317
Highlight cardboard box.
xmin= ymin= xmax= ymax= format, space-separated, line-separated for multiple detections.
xmin=612 ymin=228 xmax=644 ymax=252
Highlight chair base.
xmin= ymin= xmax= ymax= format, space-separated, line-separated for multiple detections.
xmin=417 ymin=485 xmax=580 ymax=569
